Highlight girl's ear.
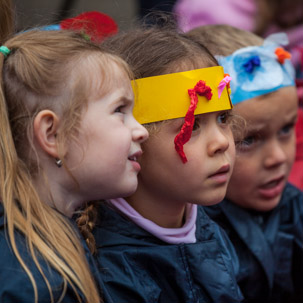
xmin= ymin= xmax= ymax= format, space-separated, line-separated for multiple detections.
xmin=33 ymin=110 xmax=60 ymax=158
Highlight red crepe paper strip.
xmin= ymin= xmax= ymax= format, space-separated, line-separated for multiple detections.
xmin=60 ymin=11 xmax=118 ymax=43
xmin=275 ymin=47 xmax=291 ymax=64
xmin=174 ymin=80 xmax=212 ymax=163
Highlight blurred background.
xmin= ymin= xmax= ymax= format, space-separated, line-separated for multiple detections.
xmin=13 ymin=0 xmax=177 ymax=31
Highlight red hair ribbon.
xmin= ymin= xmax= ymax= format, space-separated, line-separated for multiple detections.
xmin=60 ymin=11 xmax=118 ymax=43
xmin=174 ymin=80 xmax=212 ymax=163
xmin=275 ymin=47 xmax=291 ymax=64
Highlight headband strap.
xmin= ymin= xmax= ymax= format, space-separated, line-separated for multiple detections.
xmin=216 ymin=33 xmax=295 ymax=105
xmin=0 ymin=46 xmax=10 ymax=57
xmin=132 ymin=66 xmax=232 ymax=124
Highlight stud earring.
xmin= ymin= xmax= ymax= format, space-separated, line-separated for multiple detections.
xmin=55 ymin=158 xmax=62 ymax=168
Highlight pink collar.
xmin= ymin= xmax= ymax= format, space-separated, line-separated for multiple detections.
xmin=108 ymin=198 xmax=197 ymax=244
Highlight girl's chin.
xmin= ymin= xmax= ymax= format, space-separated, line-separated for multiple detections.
xmin=194 ymin=196 xmax=226 ymax=206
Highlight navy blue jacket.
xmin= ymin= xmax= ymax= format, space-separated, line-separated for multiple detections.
xmin=0 ymin=203 xmax=109 ymax=303
xmin=204 ymin=183 xmax=303 ymax=303
xmin=93 ymin=202 xmax=243 ymax=303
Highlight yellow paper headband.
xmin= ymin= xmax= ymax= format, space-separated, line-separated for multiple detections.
xmin=131 ymin=66 xmax=232 ymax=124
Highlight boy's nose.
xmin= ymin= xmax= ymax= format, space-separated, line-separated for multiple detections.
xmin=263 ymin=141 xmax=287 ymax=168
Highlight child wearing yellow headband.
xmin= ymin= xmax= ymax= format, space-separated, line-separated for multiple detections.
xmin=187 ymin=24 xmax=303 ymax=302
xmin=78 ymin=26 xmax=243 ymax=302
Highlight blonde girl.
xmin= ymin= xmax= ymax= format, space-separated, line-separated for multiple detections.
xmin=0 ymin=25 xmax=148 ymax=303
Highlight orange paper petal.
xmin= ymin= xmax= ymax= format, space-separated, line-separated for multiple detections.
xmin=275 ymin=47 xmax=291 ymax=64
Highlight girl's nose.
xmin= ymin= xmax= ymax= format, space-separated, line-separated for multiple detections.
xmin=132 ymin=120 xmax=149 ymax=144
xmin=207 ymin=127 xmax=230 ymax=156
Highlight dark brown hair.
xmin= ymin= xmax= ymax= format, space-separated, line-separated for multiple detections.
xmin=102 ymin=26 xmax=218 ymax=78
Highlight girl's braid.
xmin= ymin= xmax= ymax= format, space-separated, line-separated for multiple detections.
xmin=76 ymin=202 xmax=98 ymax=254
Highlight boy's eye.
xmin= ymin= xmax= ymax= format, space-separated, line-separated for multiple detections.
xmin=236 ymin=136 xmax=256 ymax=151
xmin=242 ymin=136 xmax=255 ymax=145
xmin=279 ymin=123 xmax=295 ymax=137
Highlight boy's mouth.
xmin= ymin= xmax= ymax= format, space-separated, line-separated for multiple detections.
xmin=260 ymin=176 xmax=284 ymax=189
xmin=258 ymin=176 xmax=285 ymax=199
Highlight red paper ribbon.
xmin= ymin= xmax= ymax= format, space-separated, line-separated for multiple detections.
xmin=174 ymin=80 xmax=212 ymax=163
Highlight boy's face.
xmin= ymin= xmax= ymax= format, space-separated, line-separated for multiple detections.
xmin=226 ymin=86 xmax=298 ymax=211
xmin=137 ymin=110 xmax=235 ymax=207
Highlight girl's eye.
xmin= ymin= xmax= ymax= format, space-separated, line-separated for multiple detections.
xmin=115 ymin=105 xmax=125 ymax=114
xmin=217 ymin=112 xmax=230 ymax=124
xmin=192 ymin=117 xmax=200 ymax=131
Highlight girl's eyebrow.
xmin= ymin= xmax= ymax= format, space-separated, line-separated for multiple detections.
xmin=113 ymin=96 xmax=133 ymax=106
xmin=124 ymin=96 xmax=134 ymax=105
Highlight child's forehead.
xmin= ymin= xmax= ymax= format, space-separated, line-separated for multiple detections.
xmin=234 ymin=87 xmax=298 ymax=130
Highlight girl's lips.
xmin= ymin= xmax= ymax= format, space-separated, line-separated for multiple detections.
xmin=130 ymin=160 xmax=141 ymax=172
xmin=258 ymin=176 xmax=285 ymax=199
xmin=208 ymin=164 xmax=230 ymax=184
xmin=128 ymin=150 xmax=142 ymax=161
xmin=128 ymin=150 xmax=143 ymax=172
xmin=209 ymin=164 xmax=230 ymax=176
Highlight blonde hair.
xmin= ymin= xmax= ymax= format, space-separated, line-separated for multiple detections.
xmin=187 ymin=24 xmax=264 ymax=56
xmin=0 ymin=29 xmax=130 ymax=303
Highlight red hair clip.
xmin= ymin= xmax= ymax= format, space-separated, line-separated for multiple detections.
xmin=174 ymin=80 xmax=212 ymax=163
